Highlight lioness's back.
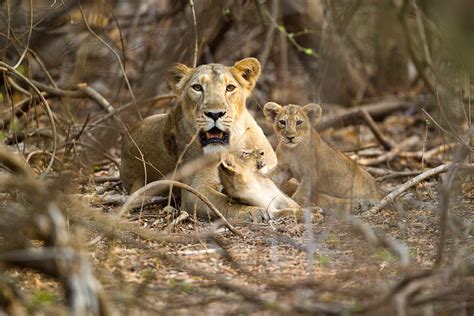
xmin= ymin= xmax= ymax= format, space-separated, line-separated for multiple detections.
xmin=120 ymin=114 xmax=175 ymax=192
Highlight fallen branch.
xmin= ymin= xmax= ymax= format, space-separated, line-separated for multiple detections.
xmin=317 ymin=97 xmax=423 ymax=132
xmin=117 ymin=180 xmax=243 ymax=237
xmin=358 ymin=109 xmax=396 ymax=149
xmin=363 ymin=163 xmax=452 ymax=216
xmin=356 ymin=135 xmax=419 ymax=166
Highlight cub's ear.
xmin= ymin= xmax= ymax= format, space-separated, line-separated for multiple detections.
xmin=263 ymin=102 xmax=282 ymax=122
xmin=219 ymin=154 xmax=236 ymax=174
xmin=303 ymin=103 xmax=322 ymax=127
xmin=231 ymin=57 xmax=261 ymax=91
xmin=166 ymin=63 xmax=192 ymax=93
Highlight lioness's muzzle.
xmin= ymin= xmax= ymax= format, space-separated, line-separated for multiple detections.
xmin=199 ymin=127 xmax=230 ymax=146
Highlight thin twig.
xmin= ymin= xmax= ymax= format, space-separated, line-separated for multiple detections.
xmin=12 ymin=0 xmax=33 ymax=69
xmin=118 ymin=180 xmax=243 ymax=237
xmin=189 ymin=0 xmax=198 ymax=67
xmin=0 ymin=62 xmax=57 ymax=178
xmin=78 ymin=0 xmax=142 ymax=119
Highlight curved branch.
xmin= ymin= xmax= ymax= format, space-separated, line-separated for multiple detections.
xmin=118 ymin=180 xmax=243 ymax=237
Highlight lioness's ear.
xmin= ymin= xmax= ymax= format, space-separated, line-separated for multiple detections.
xmin=263 ymin=102 xmax=282 ymax=122
xmin=303 ymin=103 xmax=322 ymax=126
xmin=231 ymin=57 xmax=261 ymax=91
xmin=166 ymin=63 xmax=192 ymax=93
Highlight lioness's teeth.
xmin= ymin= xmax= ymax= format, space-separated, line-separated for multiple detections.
xmin=217 ymin=132 xmax=223 ymax=138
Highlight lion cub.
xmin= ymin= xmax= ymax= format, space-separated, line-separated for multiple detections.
xmin=263 ymin=102 xmax=380 ymax=211
xmin=218 ymin=149 xmax=306 ymax=221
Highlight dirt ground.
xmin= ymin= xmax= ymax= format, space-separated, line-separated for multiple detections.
xmin=7 ymin=112 xmax=473 ymax=315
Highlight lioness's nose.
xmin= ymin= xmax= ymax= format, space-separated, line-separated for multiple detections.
xmin=205 ymin=111 xmax=226 ymax=121
xmin=287 ymin=136 xmax=295 ymax=141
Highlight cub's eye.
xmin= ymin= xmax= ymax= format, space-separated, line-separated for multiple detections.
xmin=192 ymin=84 xmax=203 ymax=91
xmin=241 ymin=151 xmax=250 ymax=158
xmin=259 ymin=151 xmax=264 ymax=156
xmin=278 ymin=120 xmax=286 ymax=126
xmin=296 ymin=120 xmax=304 ymax=126
xmin=226 ymin=84 xmax=236 ymax=92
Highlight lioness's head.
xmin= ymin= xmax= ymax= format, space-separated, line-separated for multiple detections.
xmin=166 ymin=58 xmax=261 ymax=153
xmin=263 ymin=102 xmax=322 ymax=148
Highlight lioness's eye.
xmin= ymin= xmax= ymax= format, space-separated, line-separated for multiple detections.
xmin=296 ymin=120 xmax=304 ymax=126
xmin=192 ymin=84 xmax=203 ymax=91
xmin=226 ymin=84 xmax=236 ymax=92
xmin=278 ymin=120 xmax=286 ymax=126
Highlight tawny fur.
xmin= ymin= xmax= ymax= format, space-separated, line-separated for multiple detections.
xmin=218 ymin=149 xmax=306 ymax=221
xmin=263 ymin=102 xmax=380 ymax=211
xmin=120 ymin=58 xmax=277 ymax=221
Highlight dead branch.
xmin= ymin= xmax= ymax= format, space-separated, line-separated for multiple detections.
xmin=117 ymin=179 xmax=243 ymax=237
xmin=189 ymin=0 xmax=198 ymax=67
xmin=317 ymin=97 xmax=423 ymax=132
xmin=355 ymin=135 xmax=419 ymax=166
xmin=375 ymin=170 xmax=422 ymax=182
xmin=78 ymin=1 xmax=141 ymax=119
xmin=358 ymin=109 xmax=396 ymax=149
xmin=399 ymin=142 xmax=457 ymax=160
xmin=0 ymin=62 xmax=57 ymax=177
xmin=91 ymin=94 xmax=175 ymax=126
xmin=363 ymin=163 xmax=452 ymax=216
xmin=0 ymin=147 xmax=111 ymax=315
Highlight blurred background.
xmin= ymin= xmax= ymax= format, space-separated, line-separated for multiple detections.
xmin=0 ymin=1 xmax=472 ymax=315
xmin=1 ymin=0 xmax=472 ymax=171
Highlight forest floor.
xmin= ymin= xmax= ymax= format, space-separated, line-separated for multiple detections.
xmin=6 ymin=110 xmax=474 ymax=315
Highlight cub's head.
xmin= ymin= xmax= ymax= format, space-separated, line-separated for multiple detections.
xmin=218 ymin=148 xmax=265 ymax=193
xmin=263 ymin=102 xmax=322 ymax=148
xmin=166 ymin=58 xmax=261 ymax=153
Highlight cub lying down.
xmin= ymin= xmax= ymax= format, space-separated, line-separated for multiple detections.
xmin=263 ymin=102 xmax=380 ymax=211
xmin=218 ymin=149 xmax=307 ymax=222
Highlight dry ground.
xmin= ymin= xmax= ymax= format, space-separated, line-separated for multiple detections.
xmin=5 ymin=112 xmax=474 ymax=315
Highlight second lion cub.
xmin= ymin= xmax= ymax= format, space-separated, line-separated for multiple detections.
xmin=263 ymin=102 xmax=380 ymax=211
xmin=218 ymin=149 xmax=307 ymax=221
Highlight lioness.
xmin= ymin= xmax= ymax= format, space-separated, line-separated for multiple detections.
xmin=263 ymin=102 xmax=380 ymax=211
xmin=218 ymin=149 xmax=305 ymax=221
xmin=120 ymin=58 xmax=277 ymax=221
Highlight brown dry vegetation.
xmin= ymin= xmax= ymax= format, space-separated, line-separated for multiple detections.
xmin=0 ymin=1 xmax=473 ymax=315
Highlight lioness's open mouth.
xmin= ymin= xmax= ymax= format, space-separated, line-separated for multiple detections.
xmin=199 ymin=127 xmax=230 ymax=146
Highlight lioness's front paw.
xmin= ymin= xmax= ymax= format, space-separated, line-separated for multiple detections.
xmin=247 ymin=207 xmax=272 ymax=223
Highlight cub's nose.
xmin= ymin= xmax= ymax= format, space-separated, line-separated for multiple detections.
xmin=204 ymin=111 xmax=226 ymax=121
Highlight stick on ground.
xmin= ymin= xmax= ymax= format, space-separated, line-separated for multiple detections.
xmin=363 ymin=163 xmax=451 ymax=216
xmin=118 ymin=179 xmax=243 ymax=237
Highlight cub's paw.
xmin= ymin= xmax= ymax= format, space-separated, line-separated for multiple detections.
xmin=353 ymin=199 xmax=376 ymax=215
